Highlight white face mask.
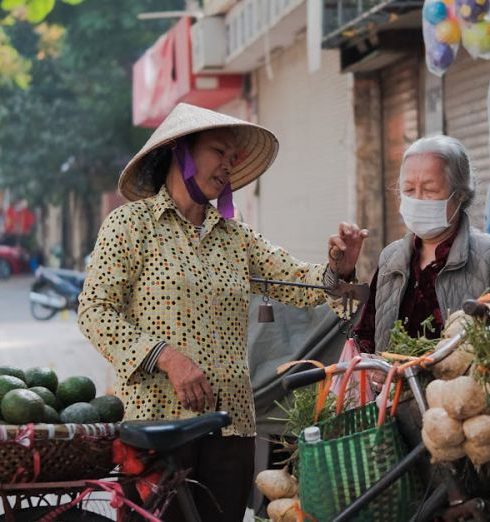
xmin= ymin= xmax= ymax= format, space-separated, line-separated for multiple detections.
xmin=399 ymin=192 xmax=459 ymax=240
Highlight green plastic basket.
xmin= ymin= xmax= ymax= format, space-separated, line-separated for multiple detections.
xmin=298 ymin=402 xmax=422 ymax=522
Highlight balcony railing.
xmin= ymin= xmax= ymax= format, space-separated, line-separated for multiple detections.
xmin=322 ymin=0 xmax=423 ymax=48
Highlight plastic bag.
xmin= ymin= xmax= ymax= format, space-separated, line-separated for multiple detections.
xmin=331 ymin=338 xmax=375 ymax=407
xmin=423 ymin=0 xmax=461 ymax=76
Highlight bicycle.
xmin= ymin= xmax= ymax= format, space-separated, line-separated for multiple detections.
xmin=0 ymin=411 xmax=231 ymax=521
xmin=281 ymin=298 xmax=490 ymax=522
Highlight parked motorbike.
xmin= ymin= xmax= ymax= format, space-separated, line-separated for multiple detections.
xmin=29 ymin=266 xmax=85 ymax=320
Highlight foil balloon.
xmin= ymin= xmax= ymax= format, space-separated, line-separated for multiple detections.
xmin=435 ymin=18 xmax=462 ymax=43
xmin=423 ymin=0 xmax=449 ymax=23
xmin=455 ymin=0 xmax=489 ymax=22
xmin=461 ymin=20 xmax=490 ymax=58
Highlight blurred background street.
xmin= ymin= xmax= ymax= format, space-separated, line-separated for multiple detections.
xmin=0 ymin=275 xmax=115 ymax=395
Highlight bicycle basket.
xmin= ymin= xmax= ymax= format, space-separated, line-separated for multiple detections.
xmin=0 ymin=423 xmax=118 ymax=483
xmin=298 ymin=402 xmax=422 ymax=522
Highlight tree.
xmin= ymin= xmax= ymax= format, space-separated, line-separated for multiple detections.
xmin=0 ymin=0 xmax=85 ymax=87
xmin=0 ymin=0 xmax=184 ymax=264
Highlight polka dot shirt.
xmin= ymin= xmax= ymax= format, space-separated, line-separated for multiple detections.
xmin=78 ymin=186 xmax=340 ymax=436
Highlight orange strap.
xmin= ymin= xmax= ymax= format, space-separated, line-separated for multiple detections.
xmin=377 ymin=363 xmax=398 ymax=427
xmin=397 ymin=354 xmax=433 ymax=373
xmin=359 ymin=369 xmax=368 ymax=407
xmin=477 ymin=293 xmax=490 ymax=304
xmin=314 ymin=369 xmax=334 ymax=423
xmin=390 ymin=378 xmax=404 ymax=418
xmin=294 ymin=501 xmax=316 ymax=521
xmin=276 ymin=359 xmax=325 ymax=375
xmin=335 ymin=356 xmax=362 ymax=415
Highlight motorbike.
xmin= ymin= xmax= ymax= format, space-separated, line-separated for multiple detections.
xmin=29 ymin=266 xmax=85 ymax=320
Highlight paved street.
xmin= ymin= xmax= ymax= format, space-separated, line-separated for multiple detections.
xmin=0 ymin=275 xmax=115 ymax=395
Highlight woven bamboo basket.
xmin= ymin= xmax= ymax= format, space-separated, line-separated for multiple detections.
xmin=0 ymin=423 xmax=119 ymax=483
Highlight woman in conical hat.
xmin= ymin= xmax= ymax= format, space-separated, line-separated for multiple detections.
xmin=79 ymin=103 xmax=367 ymax=521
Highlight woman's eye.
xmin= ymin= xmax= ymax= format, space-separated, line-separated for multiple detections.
xmin=214 ymin=148 xmax=224 ymax=156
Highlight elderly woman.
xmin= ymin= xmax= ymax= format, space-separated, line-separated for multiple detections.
xmin=78 ymin=103 xmax=365 ymax=522
xmin=353 ymin=134 xmax=490 ymax=354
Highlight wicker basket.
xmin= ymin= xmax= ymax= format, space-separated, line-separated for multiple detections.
xmin=0 ymin=423 xmax=119 ymax=483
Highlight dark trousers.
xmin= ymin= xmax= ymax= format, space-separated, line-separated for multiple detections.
xmin=164 ymin=434 xmax=255 ymax=522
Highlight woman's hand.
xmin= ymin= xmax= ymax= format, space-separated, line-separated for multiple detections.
xmin=157 ymin=345 xmax=215 ymax=412
xmin=328 ymin=223 xmax=369 ymax=278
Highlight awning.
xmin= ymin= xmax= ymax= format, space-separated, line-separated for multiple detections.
xmin=322 ymin=0 xmax=423 ymax=49
xmin=133 ymin=17 xmax=243 ymax=128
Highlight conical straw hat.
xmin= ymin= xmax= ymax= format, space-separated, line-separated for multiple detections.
xmin=119 ymin=103 xmax=279 ymax=201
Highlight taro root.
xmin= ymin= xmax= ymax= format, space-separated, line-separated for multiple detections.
xmin=443 ymin=310 xmax=473 ymax=339
xmin=431 ymin=340 xmax=474 ymax=380
xmin=255 ymin=467 xmax=298 ymax=501
xmin=266 ymin=497 xmax=298 ymax=522
xmin=464 ymin=439 xmax=490 ymax=466
xmin=463 ymin=415 xmax=490 ymax=446
xmin=441 ymin=376 xmax=486 ymax=420
xmin=422 ymin=429 xmax=465 ymax=463
xmin=425 ymin=379 xmax=447 ymax=409
xmin=422 ymin=407 xmax=464 ymax=447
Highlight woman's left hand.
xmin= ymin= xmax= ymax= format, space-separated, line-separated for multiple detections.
xmin=328 ymin=222 xmax=368 ymax=278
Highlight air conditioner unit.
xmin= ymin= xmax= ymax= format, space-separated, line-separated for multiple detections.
xmin=191 ymin=16 xmax=227 ymax=73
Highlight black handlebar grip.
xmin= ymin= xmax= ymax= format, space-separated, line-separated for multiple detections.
xmin=282 ymin=368 xmax=327 ymax=390
xmin=462 ymin=299 xmax=489 ymax=318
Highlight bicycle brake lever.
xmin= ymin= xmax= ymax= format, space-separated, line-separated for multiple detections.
xmin=462 ymin=299 xmax=490 ymax=320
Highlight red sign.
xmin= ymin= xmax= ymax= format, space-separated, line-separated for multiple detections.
xmin=133 ymin=17 xmax=242 ymax=128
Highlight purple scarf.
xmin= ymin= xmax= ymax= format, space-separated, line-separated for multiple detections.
xmin=173 ymin=139 xmax=234 ymax=219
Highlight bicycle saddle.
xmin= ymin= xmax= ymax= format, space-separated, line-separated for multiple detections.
xmin=118 ymin=411 xmax=231 ymax=452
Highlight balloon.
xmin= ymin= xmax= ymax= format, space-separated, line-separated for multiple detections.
xmin=429 ymin=42 xmax=455 ymax=69
xmin=435 ymin=18 xmax=462 ymax=43
xmin=461 ymin=21 xmax=490 ymax=57
xmin=423 ymin=0 xmax=449 ymax=24
xmin=455 ymin=0 xmax=489 ymax=23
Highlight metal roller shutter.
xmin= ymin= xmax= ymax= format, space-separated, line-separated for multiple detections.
xmin=444 ymin=50 xmax=490 ymax=229
xmin=381 ymin=56 xmax=420 ymax=245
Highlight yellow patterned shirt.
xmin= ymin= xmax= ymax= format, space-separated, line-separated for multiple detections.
xmin=78 ymin=186 xmax=339 ymax=436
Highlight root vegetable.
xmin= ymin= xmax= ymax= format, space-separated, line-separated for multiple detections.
xmin=266 ymin=497 xmax=298 ymax=522
xmin=443 ymin=311 xmax=473 ymax=339
xmin=441 ymin=376 xmax=487 ymax=420
xmin=255 ymin=467 xmax=298 ymax=501
xmin=425 ymin=380 xmax=447 ymax=409
xmin=463 ymin=415 xmax=490 ymax=445
xmin=464 ymin=439 xmax=490 ymax=466
xmin=422 ymin=408 xmax=464 ymax=447
xmin=422 ymin=429 xmax=465 ymax=463
xmin=431 ymin=341 xmax=474 ymax=380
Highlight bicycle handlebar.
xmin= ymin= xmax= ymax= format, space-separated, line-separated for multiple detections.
xmin=283 ymin=298 xmax=488 ymax=391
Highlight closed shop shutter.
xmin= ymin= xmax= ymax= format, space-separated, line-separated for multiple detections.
xmin=444 ymin=50 xmax=490 ymax=229
xmin=381 ymin=55 xmax=420 ymax=245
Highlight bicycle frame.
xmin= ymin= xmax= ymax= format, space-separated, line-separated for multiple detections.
xmin=282 ymin=299 xmax=490 ymax=522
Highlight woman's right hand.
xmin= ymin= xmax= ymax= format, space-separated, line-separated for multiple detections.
xmin=157 ymin=345 xmax=215 ymax=413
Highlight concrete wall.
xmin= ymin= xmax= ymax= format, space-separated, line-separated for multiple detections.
xmin=255 ymin=35 xmax=356 ymax=263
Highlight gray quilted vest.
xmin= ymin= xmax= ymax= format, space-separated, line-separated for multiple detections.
xmin=374 ymin=213 xmax=490 ymax=353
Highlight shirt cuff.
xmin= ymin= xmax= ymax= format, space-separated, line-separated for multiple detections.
xmin=322 ymin=265 xmax=356 ymax=291
xmin=141 ymin=341 xmax=167 ymax=373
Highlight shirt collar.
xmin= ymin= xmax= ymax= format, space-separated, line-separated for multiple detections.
xmin=151 ymin=184 xmax=223 ymax=232
xmin=413 ymin=227 xmax=458 ymax=263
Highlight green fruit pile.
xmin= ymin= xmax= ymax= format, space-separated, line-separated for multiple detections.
xmin=0 ymin=366 xmax=124 ymax=425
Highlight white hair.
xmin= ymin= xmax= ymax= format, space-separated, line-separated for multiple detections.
xmin=401 ymin=135 xmax=476 ymax=209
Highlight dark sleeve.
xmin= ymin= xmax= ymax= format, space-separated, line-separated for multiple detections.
xmin=352 ymin=269 xmax=379 ymax=354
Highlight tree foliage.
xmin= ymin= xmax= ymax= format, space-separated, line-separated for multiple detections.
xmin=0 ymin=0 xmax=184 ymax=260
xmin=0 ymin=0 xmax=183 ymax=206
